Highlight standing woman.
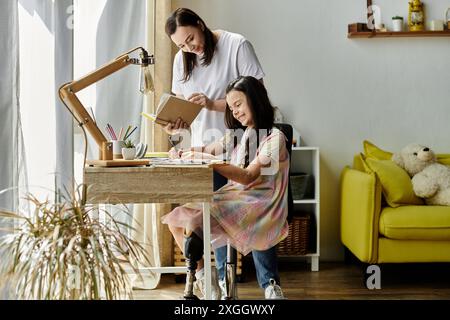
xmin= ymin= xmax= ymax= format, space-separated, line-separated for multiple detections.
xmin=165 ymin=8 xmax=281 ymax=299
xmin=165 ymin=7 xmax=265 ymax=147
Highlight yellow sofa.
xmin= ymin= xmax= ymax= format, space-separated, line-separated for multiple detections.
xmin=340 ymin=143 xmax=450 ymax=264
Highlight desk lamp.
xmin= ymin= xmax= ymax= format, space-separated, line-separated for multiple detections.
xmin=59 ymin=47 xmax=154 ymax=166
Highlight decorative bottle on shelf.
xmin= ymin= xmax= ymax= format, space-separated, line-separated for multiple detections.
xmin=408 ymin=0 xmax=425 ymax=31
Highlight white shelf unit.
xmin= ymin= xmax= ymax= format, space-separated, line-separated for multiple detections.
xmin=287 ymin=147 xmax=320 ymax=271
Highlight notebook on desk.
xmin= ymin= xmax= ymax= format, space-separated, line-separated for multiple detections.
xmin=141 ymin=93 xmax=203 ymax=126
xmin=149 ymin=158 xmax=228 ymax=167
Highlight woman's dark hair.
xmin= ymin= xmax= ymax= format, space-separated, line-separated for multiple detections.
xmin=225 ymin=76 xmax=275 ymax=130
xmin=165 ymin=8 xmax=217 ymax=82
xmin=225 ymin=76 xmax=275 ymax=168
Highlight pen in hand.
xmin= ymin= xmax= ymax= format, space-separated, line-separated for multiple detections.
xmin=168 ymin=136 xmax=182 ymax=158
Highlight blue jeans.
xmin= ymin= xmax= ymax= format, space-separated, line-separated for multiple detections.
xmin=214 ymin=245 xmax=280 ymax=289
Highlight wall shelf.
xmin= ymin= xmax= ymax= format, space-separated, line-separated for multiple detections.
xmin=348 ymin=30 xmax=450 ymax=38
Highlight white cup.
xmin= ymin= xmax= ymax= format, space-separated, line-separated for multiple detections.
xmin=112 ymin=140 xmax=125 ymax=159
xmin=392 ymin=19 xmax=403 ymax=32
xmin=429 ymin=20 xmax=444 ymax=31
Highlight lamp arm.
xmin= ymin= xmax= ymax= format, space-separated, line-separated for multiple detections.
xmin=58 ymin=47 xmax=153 ymax=160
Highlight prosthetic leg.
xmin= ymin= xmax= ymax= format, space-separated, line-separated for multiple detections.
xmin=183 ymin=229 xmax=203 ymax=300
xmin=223 ymin=240 xmax=238 ymax=300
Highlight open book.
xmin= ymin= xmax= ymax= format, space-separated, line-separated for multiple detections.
xmin=141 ymin=93 xmax=204 ymax=126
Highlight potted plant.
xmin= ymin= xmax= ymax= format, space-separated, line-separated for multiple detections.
xmin=392 ymin=16 xmax=404 ymax=31
xmin=122 ymin=140 xmax=136 ymax=160
xmin=0 ymin=185 xmax=148 ymax=300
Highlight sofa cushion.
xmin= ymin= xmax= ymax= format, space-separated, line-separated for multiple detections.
xmin=380 ymin=206 xmax=450 ymax=241
xmin=363 ymin=140 xmax=450 ymax=165
xmin=361 ymin=155 xmax=423 ymax=207
xmin=363 ymin=140 xmax=393 ymax=160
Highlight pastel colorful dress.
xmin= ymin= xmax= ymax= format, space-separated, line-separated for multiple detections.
xmin=161 ymin=127 xmax=289 ymax=255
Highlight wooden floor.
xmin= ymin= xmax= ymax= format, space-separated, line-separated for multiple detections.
xmin=133 ymin=259 xmax=450 ymax=300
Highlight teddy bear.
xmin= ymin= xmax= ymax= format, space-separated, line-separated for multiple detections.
xmin=392 ymin=143 xmax=450 ymax=206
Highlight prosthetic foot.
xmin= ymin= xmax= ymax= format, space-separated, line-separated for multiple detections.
xmin=183 ymin=229 xmax=203 ymax=300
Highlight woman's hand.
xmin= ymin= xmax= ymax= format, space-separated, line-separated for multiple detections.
xmin=163 ymin=117 xmax=189 ymax=135
xmin=188 ymin=93 xmax=213 ymax=109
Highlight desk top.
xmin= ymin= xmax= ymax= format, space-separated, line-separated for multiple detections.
xmin=84 ymin=163 xmax=213 ymax=173
xmin=84 ymin=165 xmax=214 ymax=204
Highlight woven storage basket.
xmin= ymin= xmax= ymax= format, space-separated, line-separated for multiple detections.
xmin=277 ymin=214 xmax=310 ymax=255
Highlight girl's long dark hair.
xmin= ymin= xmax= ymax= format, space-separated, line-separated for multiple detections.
xmin=165 ymin=8 xmax=217 ymax=82
xmin=225 ymin=76 xmax=275 ymax=168
xmin=225 ymin=76 xmax=275 ymax=130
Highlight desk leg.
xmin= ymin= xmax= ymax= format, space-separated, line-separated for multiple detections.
xmin=202 ymin=202 xmax=212 ymax=300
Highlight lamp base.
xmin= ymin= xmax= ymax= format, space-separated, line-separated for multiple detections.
xmin=86 ymin=159 xmax=150 ymax=167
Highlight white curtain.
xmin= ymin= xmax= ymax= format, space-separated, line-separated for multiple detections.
xmin=18 ymin=0 xmax=74 ymax=199
xmin=1 ymin=0 xmax=165 ymax=292
xmin=74 ymin=0 xmax=146 ymax=168
xmin=0 ymin=0 xmax=23 ymax=230
xmin=0 ymin=0 xmax=23 ymax=299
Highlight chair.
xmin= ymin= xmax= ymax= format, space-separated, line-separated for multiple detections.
xmin=223 ymin=123 xmax=294 ymax=299
xmin=340 ymin=151 xmax=450 ymax=265
xmin=275 ymin=123 xmax=294 ymax=223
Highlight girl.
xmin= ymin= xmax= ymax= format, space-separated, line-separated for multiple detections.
xmin=162 ymin=76 xmax=288 ymax=299
xmin=164 ymin=8 xmax=278 ymax=298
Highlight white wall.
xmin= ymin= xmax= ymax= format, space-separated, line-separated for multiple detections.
xmin=173 ymin=0 xmax=450 ymax=261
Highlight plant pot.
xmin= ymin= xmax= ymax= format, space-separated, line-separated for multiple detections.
xmin=122 ymin=147 xmax=136 ymax=160
xmin=392 ymin=19 xmax=404 ymax=32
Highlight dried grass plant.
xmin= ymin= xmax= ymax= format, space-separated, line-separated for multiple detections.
xmin=0 ymin=185 xmax=148 ymax=300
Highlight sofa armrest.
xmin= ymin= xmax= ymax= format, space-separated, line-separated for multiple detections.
xmin=340 ymin=166 xmax=382 ymax=263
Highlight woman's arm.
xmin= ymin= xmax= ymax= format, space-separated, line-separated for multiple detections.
xmin=208 ymin=99 xmax=227 ymax=112
xmin=188 ymin=94 xmax=227 ymax=112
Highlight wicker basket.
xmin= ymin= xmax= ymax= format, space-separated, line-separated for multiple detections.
xmin=277 ymin=214 xmax=311 ymax=255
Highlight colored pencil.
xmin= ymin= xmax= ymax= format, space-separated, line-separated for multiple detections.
xmin=124 ymin=126 xmax=137 ymax=141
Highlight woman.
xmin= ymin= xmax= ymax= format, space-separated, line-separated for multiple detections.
xmin=165 ymin=7 xmax=265 ymax=147
xmin=163 ymin=76 xmax=288 ymax=300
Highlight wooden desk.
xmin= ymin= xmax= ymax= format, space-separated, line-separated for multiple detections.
xmin=84 ymin=164 xmax=215 ymax=299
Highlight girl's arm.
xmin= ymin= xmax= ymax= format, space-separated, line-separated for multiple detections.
xmin=214 ymin=155 xmax=272 ymax=185
xmin=183 ymin=140 xmax=224 ymax=156
xmin=170 ymin=140 xmax=225 ymax=159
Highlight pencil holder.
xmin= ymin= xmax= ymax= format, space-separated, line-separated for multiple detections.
xmin=112 ymin=140 xmax=125 ymax=159
xmin=101 ymin=141 xmax=113 ymax=160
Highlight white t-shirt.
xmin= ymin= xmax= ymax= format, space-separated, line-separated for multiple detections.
xmin=171 ymin=30 xmax=265 ymax=147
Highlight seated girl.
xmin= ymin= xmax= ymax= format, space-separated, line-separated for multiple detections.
xmin=162 ymin=76 xmax=289 ymax=299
